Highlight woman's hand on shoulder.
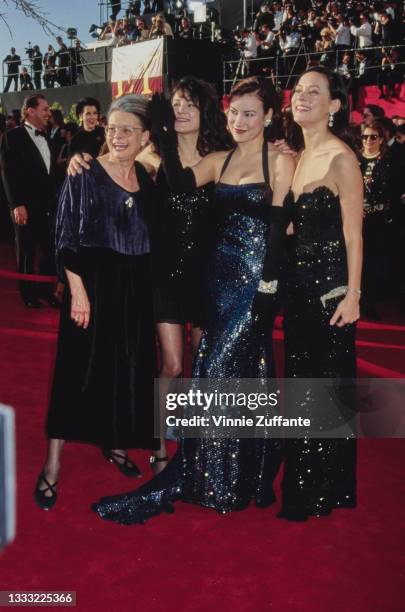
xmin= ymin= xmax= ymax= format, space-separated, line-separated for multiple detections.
xmin=136 ymin=143 xmax=160 ymax=178
xmin=67 ymin=153 xmax=92 ymax=176
xmin=272 ymin=139 xmax=298 ymax=158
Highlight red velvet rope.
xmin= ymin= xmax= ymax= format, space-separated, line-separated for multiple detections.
xmin=0 ymin=269 xmax=58 ymax=282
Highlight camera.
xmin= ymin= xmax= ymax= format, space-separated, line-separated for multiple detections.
xmin=25 ymin=42 xmax=34 ymax=59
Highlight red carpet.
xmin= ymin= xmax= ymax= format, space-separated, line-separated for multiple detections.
xmin=0 ymin=244 xmax=404 ymax=612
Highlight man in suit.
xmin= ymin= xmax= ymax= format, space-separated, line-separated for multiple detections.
xmin=1 ymin=94 xmax=59 ymax=307
xmin=32 ymin=45 xmax=43 ymax=90
xmin=3 ymin=48 xmax=21 ymax=92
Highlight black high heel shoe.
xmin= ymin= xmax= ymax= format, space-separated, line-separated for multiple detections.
xmin=34 ymin=470 xmax=58 ymax=510
xmin=150 ymin=455 xmax=169 ymax=474
xmin=102 ymin=449 xmax=142 ymax=478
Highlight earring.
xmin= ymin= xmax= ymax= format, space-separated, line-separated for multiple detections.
xmin=328 ymin=112 xmax=334 ymax=128
xmin=264 ymin=118 xmax=272 ymax=128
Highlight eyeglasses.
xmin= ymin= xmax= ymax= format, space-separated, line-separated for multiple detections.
xmin=361 ymin=134 xmax=379 ymax=141
xmin=105 ymin=125 xmax=143 ymax=137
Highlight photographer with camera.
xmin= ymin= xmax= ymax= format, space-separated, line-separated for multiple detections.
xmin=378 ymin=47 xmax=403 ymax=99
xmin=278 ymin=23 xmax=301 ymax=82
xmin=43 ymin=45 xmax=56 ymax=89
xmin=254 ymin=3 xmax=274 ymax=31
xmin=3 ymin=48 xmax=21 ymax=92
xmin=374 ymin=10 xmax=402 ymax=46
xmin=257 ymin=23 xmax=277 ymax=76
xmin=31 ymin=45 xmax=43 ymax=90
xmin=350 ymin=12 xmax=373 ymax=49
xmin=20 ymin=67 xmax=33 ymax=91
xmin=328 ymin=13 xmax=351 ymax=63
xmin=126 ymin=0 xmax=141 ymax=19
xmin=350 ymin=49 xmax=370 ymax=109
xmin=55 ymin=36 xmax=70 ymax=87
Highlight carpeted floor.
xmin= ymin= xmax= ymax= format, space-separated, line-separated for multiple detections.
xmin=0 ymin=244 xmax=404 ymax=612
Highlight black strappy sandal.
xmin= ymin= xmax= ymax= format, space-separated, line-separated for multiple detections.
xmin=34 ymin=470 xmax=58 ymax=510
xmin=150 ymin=455 xmax=169 ymax=474
xmin=102 ymin=449 xmax=142 ymax=478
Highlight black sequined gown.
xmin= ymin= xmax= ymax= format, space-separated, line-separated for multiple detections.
xmin=92 ymin=146 xmax=283 ymax=524
xmin=281 ymin=187 xmax=357 ymax=521
xmin=359 ymin=153 xmax=393 ymax=308
xmin=154 ymin=165 xmax=214 ymax=327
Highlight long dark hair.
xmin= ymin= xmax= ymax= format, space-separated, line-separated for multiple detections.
xmin=294 ymin=66 xmax=350 ymax=140
xmin=229 ymin=76 xmax=284 ymax=142
xmin=153 ymin=76 xmax=233 ymax=156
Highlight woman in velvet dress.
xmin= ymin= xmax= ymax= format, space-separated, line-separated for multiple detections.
xmin=34 ymin=95 xmax=159 ymax=510
xmin=92 ymin=77 xmax=295 ymax=524
xmin=280 ymin=67 xmax=363 ymax=521
xmin=69 ymin=78 xmax=234 ymax=474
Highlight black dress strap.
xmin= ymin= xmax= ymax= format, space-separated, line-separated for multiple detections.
xmin=262 ymin=141 xmax=270 ymax=188
xmin=219 ymin=148 xmax=236 ymax=180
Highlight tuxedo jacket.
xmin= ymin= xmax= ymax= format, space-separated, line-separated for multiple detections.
xmin=1 ymin=125 xmax=59 ymax=216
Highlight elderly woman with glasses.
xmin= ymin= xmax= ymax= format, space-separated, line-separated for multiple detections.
xmin=359 ymin=119 xmax=393 ymax=320
xmin=35 ymin=95 xmax=159 ymax=510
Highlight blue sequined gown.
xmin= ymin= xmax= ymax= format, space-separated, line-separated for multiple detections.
xmin=92 ymin=147 xmax=283 ymax=524
xmin=280 ymin=187 xmax=357 ymax=521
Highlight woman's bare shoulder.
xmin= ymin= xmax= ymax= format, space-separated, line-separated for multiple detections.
xmin=330 ymin=145 xmax=360 ymax=177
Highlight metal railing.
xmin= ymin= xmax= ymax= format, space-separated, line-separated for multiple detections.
xmin=223 ymin=43 xmax=405 ymax=93
xmin=3 ymin=38 xmax=404 ymax=96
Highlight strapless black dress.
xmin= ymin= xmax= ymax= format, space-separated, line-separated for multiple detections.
xmin=281 ymin=186 xmax=357 ymax=521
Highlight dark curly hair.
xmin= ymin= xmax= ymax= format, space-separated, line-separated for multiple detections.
xmin=153 ymin=76 xmax=233 ymax=156
xmin=76 ymin=97 xmax=101 ymax=118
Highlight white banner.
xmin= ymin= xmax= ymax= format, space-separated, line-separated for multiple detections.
xmin=111 ymin=39 xmax=164 ymax=97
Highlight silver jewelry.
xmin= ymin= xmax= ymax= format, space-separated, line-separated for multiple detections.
xmin=347 ymin=288 xmax=362 ymax=296
xmin=320 ymin=285 xmax=347 ymax=308
xmin=264 ymin=118 xmax=272 ymax=128
xmin=258 ymin=279 xmax=278 ymax=294
xmin=125 ymin=196 xmax=134 ymax=209
xmin=328 ymin=112 xmax=335 ymax=128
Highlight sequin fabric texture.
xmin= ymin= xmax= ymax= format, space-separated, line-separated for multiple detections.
xmin=92 ymin=181 xmax=283 ymax=524
xmin=153 ymin=166 xmax=214 ymax=326
xmin=360 ymin=154 xmax=392 ymax=215
xmin=281 ymin=186 xmax=357 ymax=521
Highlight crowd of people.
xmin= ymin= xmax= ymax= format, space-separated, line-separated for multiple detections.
xmin=2 ymin=2 xmax=404 ymax=94
xmin=0 ymin=62 xmax=404 ymax=524
xmin=2 ymin=38 xmax=84 ymax=93
xmin=231 ymin=1 xmax=404 ymax=91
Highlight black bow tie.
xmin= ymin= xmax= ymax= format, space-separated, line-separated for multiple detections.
xmin=26 ymin=124 xmax=47 ymax=138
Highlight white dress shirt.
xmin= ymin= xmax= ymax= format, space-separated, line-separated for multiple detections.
xmin=242 ymin=33 xmax=257 ymax=59
xmin=335 ymin=24 xmax=351 ymax=46
xmin=24 ymin=121 xmax=51 ymax=173
xmin=351 ymin=22 xmax=372 ymax=48
xmin=262 ymin=31 xmax=276 ymax=49
xmin=273 ymin=10 xmax=283 ymax=31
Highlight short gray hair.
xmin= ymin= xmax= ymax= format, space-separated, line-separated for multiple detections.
xmin=108 ymin=94 xmax=150 ymax=130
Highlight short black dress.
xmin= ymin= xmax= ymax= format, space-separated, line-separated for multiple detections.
xmin=153 ymin=165 xmax=214 ymax=328
xmin=46 ymin=160 xmax=159 ymax=450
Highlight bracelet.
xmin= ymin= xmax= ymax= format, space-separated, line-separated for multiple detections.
xmin=347 ymin=288 xmax=362 ymax=295
xmin=258 ymin=280 xmax=278 ymax=294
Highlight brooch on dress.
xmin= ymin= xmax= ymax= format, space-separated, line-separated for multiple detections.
xmin=125 ymin=197 xmax=134 ymax=209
